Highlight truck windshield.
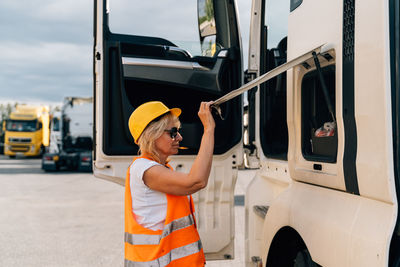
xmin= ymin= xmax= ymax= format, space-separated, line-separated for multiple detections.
xmin=6 ymin=120 xmax=38 ymax=132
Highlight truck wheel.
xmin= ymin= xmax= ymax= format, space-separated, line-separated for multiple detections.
xmin=294 ymin=249 xmax=317 ymax=267
xmin=9 ymin=155 xmax=16 ymax=159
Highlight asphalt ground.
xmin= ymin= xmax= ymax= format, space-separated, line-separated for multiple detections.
xmin=0 ymin=155 xmax=254 ymax=267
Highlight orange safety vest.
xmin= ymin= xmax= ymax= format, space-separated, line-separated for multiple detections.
xmin=125 ymin=156 xmax=206 ymax=267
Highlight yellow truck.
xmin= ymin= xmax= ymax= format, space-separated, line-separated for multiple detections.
xmin=4 ymin=105 xmax=50 ymax=157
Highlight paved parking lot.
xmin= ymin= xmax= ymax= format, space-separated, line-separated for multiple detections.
xmin=0 ymin=155 xmax=254 ymax=266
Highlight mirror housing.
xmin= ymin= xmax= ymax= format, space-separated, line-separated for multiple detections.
xmin=197 ymin=0 xmax=218 ymax=56
xmin=197 ymin=0 xmax=217 ymax=38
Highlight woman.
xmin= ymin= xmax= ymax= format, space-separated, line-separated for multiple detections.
xmin=125 ymin=101 xmax=215 ymax=266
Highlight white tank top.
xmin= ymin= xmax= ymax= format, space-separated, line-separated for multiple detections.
xmin=129 ymin=158 xmax=167 ymax=231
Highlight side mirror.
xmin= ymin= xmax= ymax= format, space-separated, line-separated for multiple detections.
xmin=197 ymin=0 xmax=218 ymax=56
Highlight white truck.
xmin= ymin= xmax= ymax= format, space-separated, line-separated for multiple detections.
xmin=93 ymin=0 xmax=400 ymax=266
xmin=42 ymin=97 xmax=93 ymax=172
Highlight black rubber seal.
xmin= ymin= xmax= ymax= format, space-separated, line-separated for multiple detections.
xmin=342 ymin=0 xmax=359 ymax=195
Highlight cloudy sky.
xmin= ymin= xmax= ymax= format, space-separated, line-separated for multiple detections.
xmin=0 ymin=0 xmax=251 ymax=106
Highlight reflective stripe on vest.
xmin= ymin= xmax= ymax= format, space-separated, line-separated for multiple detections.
xmin=125 ymin=240 xmax=202 ymax=267
xmin=125 ymin=214 xmax=195 ymax=245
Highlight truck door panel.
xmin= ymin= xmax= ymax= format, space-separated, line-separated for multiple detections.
xmin=94 ymin=0 xmax=243 ymax=259
xmin=286 ymin=0 xmax=344 ymax=191
xmin=103 ymin=36 xmax=241 ymax=156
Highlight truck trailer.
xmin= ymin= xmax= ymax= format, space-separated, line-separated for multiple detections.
xmin=42 ymin=97 xmax=93 ymax=172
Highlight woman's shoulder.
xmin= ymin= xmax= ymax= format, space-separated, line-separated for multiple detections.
xmin=131 ymin=157 xmax=161 ymax=172
xmin=130 ymin=158 xmax=163 ymax=187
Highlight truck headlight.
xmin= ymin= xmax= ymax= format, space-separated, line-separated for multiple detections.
xmin=31 ymin=145 xmax=35 ymax=152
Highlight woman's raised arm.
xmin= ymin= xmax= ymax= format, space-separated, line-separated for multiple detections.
xmin=143 ymin=101 xmax=215 ymax=195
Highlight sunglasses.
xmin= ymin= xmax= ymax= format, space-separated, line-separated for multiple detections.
xmin=164 ymin=127 xmax=181 ymax=139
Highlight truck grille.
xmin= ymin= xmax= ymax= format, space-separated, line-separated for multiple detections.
xmin=9 ymin=137 xmax=32 ymax=143
xmin=10 ymin=145 xmax=30 ymax=152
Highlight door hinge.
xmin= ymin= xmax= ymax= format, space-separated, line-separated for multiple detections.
xmin=96 ymin=52 xmax=101 ymax=60
xmin=244 ymin=146 xmax=260 ymax=169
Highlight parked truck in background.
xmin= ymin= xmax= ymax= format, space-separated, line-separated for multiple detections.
xmin=47 ymin=111 xmax=62 ymax=154
xmin=42 ymin=97 xmax=93 ymax=172
xmin=4 ymin=105 xmax=50 ymax=157
xmin=94 ymin=0 xmax=400 ymax=266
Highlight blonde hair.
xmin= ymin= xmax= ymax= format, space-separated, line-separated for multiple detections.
xmin=137 ymin=112 xmax=180 ymax=164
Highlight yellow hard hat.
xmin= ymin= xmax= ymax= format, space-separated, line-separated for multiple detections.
xmin=128 ymin=101 xmax=181 ymax=144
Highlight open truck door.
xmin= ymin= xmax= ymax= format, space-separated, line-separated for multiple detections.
xmin=93 ymin=0 xmax=243 ymax=259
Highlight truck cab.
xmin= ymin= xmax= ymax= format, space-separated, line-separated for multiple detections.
xmin=94 ymin=0 xmax=400 ymax=266
xmin=4 ymin=105 xmax=50 ymax=157
xmin=244 ymin=0 xmax=400 ymax=266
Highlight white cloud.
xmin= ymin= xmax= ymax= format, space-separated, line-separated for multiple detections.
xmin=36 ymin=0 xmax=92 ymax=22
xmin=0 ymin=41 xmax=91 ymax=102
xmin=0 ymin=42 xmax=90 ymax=66
xmin=0 ymin=0 xmax=91 ymax=22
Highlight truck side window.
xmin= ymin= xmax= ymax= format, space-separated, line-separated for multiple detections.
xmin=260 ymin=0 xmax=290 ymax=160
xmin=301 ymin=65 xmax=337 ymax=163
xmin=108 ymin=0 xmax=209 ymax=58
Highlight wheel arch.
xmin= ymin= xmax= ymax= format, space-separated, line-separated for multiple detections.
xmin=265 ymin=226 xmax=311 ymax=267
